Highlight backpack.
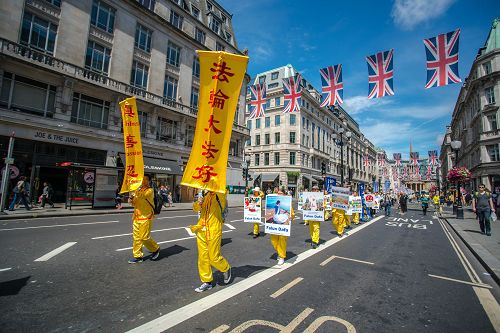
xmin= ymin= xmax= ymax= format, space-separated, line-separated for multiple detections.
xmin=147 ymin=184 xmax=163 ymax=215
xmin=215 ymin=194 xmax=228 ymax=222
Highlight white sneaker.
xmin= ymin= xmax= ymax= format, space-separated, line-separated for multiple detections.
xmin=277 ymin=258 xmax=285 ymax=266
xmin=195 ymin=282 xmax=213 ymax=293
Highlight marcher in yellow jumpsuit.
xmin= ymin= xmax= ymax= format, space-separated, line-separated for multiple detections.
xmin=128 ymin=175 xmax=160 ymax=264
xmin=352 ymin=191 xmax=360 ymax=224
xmin=306 ymin=186 xmax=321 ymax=248
xmin=332 ymin=208 xmax=346 ymax=237
xmin=433 ymin=194 xmax=441 ymax=213
xmin=252 ymin=187 xmax=264 ymax=238
xmin=191 ymin=190 xmax=231 ymax=292
xmin=271 ymin=190 xmax=295 ymax=265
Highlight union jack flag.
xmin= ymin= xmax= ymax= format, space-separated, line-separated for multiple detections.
xmin=319 ymin=65 xmax=343 ymax=107
xmin=366 ymin=49 xmax=394 ymax=99
xmin=282 ymin=74 xmax=302 ymax=113
xmin=410 ymin=152 xmax=419 ymax=166
xmin=403 ymin=166 xmax=408 ymax=178
xmin=393 ymin=153 xmax=401 ymax=167
xmin=362 ymin=155 xmax=370 ymax=167
xmin=377 ymin=155 xmax=385 ymax=167
xmin=248 ymin=84 xmax=267 ymax=119
xmin=427 ymin=165 xmax=433 ymax=176
xmin=424 ymin=29 xmax=461 ymax=89
xmin=428 ymin=150 xmax=438 ymax=166
xmin=415 ymin=166 xmax=420 ymax=176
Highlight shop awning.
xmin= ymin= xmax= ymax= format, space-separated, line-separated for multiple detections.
xmin=143 ymin=157 xmax=183 ymax=175
xmin=312 ymin=175 xmax=324 ymax=182
xmin=302 ymin=175 xmax=314 ymax=183
xmin=262 ymin=173 xmax=279 ymax=182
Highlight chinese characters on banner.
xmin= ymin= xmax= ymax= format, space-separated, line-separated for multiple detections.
xmin=181 ymin=51 xmax=249 ymax=193
xmin=119 ymin=97 xmax=144 ymax=194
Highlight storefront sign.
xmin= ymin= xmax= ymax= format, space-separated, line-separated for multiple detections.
xmin=1 ymin=165 xmax=20 ymax=180
xmin=34 ymin=131 xmax=79 ymax=144
xmin=84 ymin=172 xmax=95 ymax=184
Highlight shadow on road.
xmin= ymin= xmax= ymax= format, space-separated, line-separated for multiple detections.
xmin=158 ymin=245 xmax=190 ymax=260
xmin=464 ymin=229 xmax=482 ymax=234
xmin=0 ymin=276 xmax=30 ymax=297
xmin=231 ymin=264 xmax=269 ymax=280
xmin=221 ymin=238 xmax=232 ymax=247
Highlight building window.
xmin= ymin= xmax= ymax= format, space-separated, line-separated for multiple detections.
xmin=71 ymin=93 xmax=110 ymax=129
xmin=302 ymin=116 xmax=306 ymax=129
xmin=256 ymin=118 xmax=261 ymax=128
xmin=130 ymin=60 xmax=149 ymax=89
xmin=271 ymin=71 xmax=279 ymax=80
xmin=0 ymin=72 xmax=56 ymax=117
xmin=167 ymin=42 xmax=181 ymax=67
xmin=290 ymin=114 xmax=296 ymax=125
xmin=255 ymin=134 xmax=260 ymax=145
xmin=91 ymin=0 xmax=115 ymax=33
xmin=157 ymin=118 xmax=179 ymax=142
xmin=210 ymin=17 xmax=220 ymax=34
xmin=265 ymin=133 xmax=270 ymax=145
xmin=135 ymin=24 xmax=152 ymax=53
xmin=190 ymin=87 xmax=199 ymax=108
xmin=268 ymin=82 xmax=279 ymax=89
xmin=264 ymin=153 xmax=269 ymax=165
xmin=275 ymin=97 xmax=281 ymax=106
xmin=163 ymin=75 xmax=178 ymax=100
xmin=265 ymin=116 xmax=270 ymax=127
xmin=170 ymin=10 xmax=183 ymax=29
xmin=485 ymin=87 xmax=496 ymax=105
xmin=483 ymin=62 xmax=492 ymax=75
xmin=255 ymin=154 xmax=260 ymax=166
xmin=275 ymin=132 xmax=280 ymax=144
xmin=247 ymin=120 xmax=252 ymax=129
xmin=195 ymin=27 xmax=206 ymax=44
xmin=216 ymin=42 xmax=225 ymax=51
xmin=274 ymin=152 xmax=280 ymax=165
xmin=85 ymin=40 xmax=111 ymax=74
xmin=258 ymin=75 xmax=266 ymax=85
xmin=289 ymin=132 xmax=296 ymax=144
xmin=20 ymin=12 xmax=58 ymax=54
xmin=289 ymin=152 xmax=296 ymax=165
xmin=275 ymin=115 xmax=280 ymax=126
xmin=138 ymin=111 xmax=148 ymax=137
xmin=191 ymin=5 xmax=200 ymax=19
xmin=487 ymin=114 xmax=498 ymax=131
xmin=487 ymin=144 xmax=500 ymax=162
xmin=192 ymin=57 xmax=200 ymax=78
xmin=225 ymin=32 xmax=232 ymax=44
xmin=44 ymin=0 xmax=61 ymax=6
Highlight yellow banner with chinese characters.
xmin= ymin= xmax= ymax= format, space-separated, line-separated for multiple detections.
xmin=181 ymin=51 xmax=249 ymax=194
xmin=119 ymin=97 xmax=144 ymax=194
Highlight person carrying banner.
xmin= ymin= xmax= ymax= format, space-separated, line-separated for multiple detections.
xmin=251 ymin=187 xmax=264 ymax=238
xmin=271 ymin=190 xmax=295 ymax=265
xmin=332 ymin=207 xmax=346 ymax=237
xmin=127 ymin=174 xmax=160 ymax=264
xmin=352 ymin=191 xmax=360 ymax=224
xmin=191 ymin=190 xmax=232 ymax=292
xmin=305 ymin=186 xmax=321 ymax=248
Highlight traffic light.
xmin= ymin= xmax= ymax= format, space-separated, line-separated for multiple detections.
xmin=242 ymin=168 xmax=248 ymax=180
xmin=321 ymin=162 xmax=326 ymax=176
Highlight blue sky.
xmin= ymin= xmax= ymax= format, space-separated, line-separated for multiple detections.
xmin=218 ymin=0 xmax=500 ymax=159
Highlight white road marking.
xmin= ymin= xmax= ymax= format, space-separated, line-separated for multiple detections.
xmin=225 ymin=223 xmax=236 ymax=230
xmin=92 ymin=226 xmax=191 ymax=240
xmin=270 ymin=277 xmax=304 ymax=298
xmin=34 ymin=242 xmax=77 ymax=262
xmin=428 ymin=274 xmax=492 ymax=289
xmin=115 ymin=230 xmax=234 ymax=251
xmin=320 ymin=255 xmax=374 ymax=267
xmin=125 ymin=216 xmax=383 ymax=333
xmin=0 ymin=221 xmax=119 ymax=231
xmin=0 ymin=268 xmax=12 ymax=272
xmin=184 ymin=227 xmax=196 ymax=237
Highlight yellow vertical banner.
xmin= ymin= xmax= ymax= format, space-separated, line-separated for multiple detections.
xmin=181 ymin=51 xmax=249 ymax=194
xmin=119 ymin=97 xmax=144 ymax=194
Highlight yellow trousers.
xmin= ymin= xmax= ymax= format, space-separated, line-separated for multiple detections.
xmin=253 ymin=223 xmax=260 ymax=235
xmin=353 ymin=213 xmax=360 ymax=224
xmin=196 ymin=229 xmax=230 ymax=283
xmin=132 ymin=218 xmax=159 ymax=258
xmin=332 ymin=209 xmax=346 ymax=236
xmin=308 ymin=221 xmax=320 ymax=244
xmin=271 ymin=234 xmax=288 ymax=259
xmin=344 ymin=214 xmax=352 ymax=228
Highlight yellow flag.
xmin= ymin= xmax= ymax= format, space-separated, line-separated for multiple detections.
xmin=119 ymin=97 xmax=144 ymax=194
xmin=181 ymin=51 xmax=249 ymax=194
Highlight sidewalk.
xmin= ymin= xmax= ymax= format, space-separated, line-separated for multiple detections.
xmin=439 ymin=206 xmax=500 ymax=285
xmin=0 ymin=195 xmax=245 ymax=220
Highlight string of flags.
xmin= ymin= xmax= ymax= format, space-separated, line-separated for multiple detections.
xmin=247 ymin=29 xmax=461 ymax=119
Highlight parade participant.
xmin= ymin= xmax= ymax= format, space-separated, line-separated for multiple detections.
xmin=191 ymin=190 xmax=232 ymax=292
xmin=472 ymin=184 xmax=495 ymax=236
xmin=270 ymin=190 xmax=295 ymax=265
xmin=305 ymin=185 xmax=321 ymax=248
xmin=332 ymin=207 xmax=346 ymax=237
xmin=352 ymin=191 xmax=360 ymax=224
xmin=251 ymin=187 xmax=264 ymax=238
xmin=127 ymin=174 xmax=160 ymax=264
xmin=432 ymin=193 xmax=441 ymax=214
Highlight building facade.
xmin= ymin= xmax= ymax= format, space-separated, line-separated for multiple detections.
xmin=440 ymin=19 xmax=500 ymax=193
xmin=0 ymin=0 xmax=249 ymax=206
xmin=244 ymin=65 xmax=379 ymax=195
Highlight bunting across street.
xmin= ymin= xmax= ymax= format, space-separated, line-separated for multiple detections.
xmin=410 ymin=152 xmax=419 ymax=166
xmin=424 ymin=29 xmax=461 ymax=88
xmin=377 ymin=154 xmax=385 ymax=167
xmin=393 ymin=153 xmax=401 ymax=167
xmin=248 ymin=83 xmax=267 ymax=119
xmin=428 ymin=150 xmax=438 ymax=166
xmin=282 ymin=74 xmax=302 ymax=113
xmin=363 ymin=154 xmax=370 ymax=167
xmin=319 ymin=65 xmax=344 ymax=106
xmin=366 ymin=49 xmax=394 ymax=99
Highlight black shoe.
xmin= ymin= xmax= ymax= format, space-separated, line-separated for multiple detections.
xmin=150 ymin=248 xmax=160 ymax=261
xmin=252 ymin=233 xmax=259 ymax=239
xmin=486 ymin=232 xmax=491 ymax=236
xmin=312 ymin=243 xmax=318 ymax=249
xmin=128 ymin=257 xmax=143 ymax=264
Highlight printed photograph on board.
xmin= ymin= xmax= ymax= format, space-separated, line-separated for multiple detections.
xmin=244 ymin=196 xmax=262 ymax=223
xmin=298 ymin=192 xmax=324 ymax=221
xmin=264 ymin=195 xmax=292 ymax=236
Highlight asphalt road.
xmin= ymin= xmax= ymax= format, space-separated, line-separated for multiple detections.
xmin=0 ymin=204 xmax=498 ymax=332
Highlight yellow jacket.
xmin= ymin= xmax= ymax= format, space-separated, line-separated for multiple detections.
xmin=193 ymin=192 xmax=226 ymax=241
xmin=132 ymin=186 xmax=154 ymax=221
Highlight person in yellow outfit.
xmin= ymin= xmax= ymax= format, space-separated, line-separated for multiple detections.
xmin=191 ymin=190 xmax=232 ymax=293
xmin=270 ymin=190 xmax=295 ymax=265
xmin=332 ymin=207 xmax=346 ymax=237
xmin=305 ymin=185 xmax=322 ymax=249
xmin=127 ymin=174 xmax=160 ymax=264
xmin=351 ymin=191 xmax=361 ymax=225
xmin=252 ymin=187 xmax=264 ymax=238
xmin=432 ymin=193 xmax=441 ymax=213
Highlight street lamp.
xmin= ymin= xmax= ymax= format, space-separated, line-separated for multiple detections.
xmin=450 ymin=140 xmax=463 ymax=219
xmin=345 ymin=130 xmax=352 ymax=184
xmin=242 ymin=156 xmax=251 ymax=196
xmin=333 ymin=127 xmax=351 ymax=186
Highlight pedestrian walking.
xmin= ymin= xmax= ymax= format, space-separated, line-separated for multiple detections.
xmin=115 ymin=187 xmax=122 ymax=209
xmin=167 ymin=192 xmax=173 ymax=207
xmin=270 ymin=189 xmax=295 ymax=266
xmin=159 ymin=185 xmax=168 ymax=207
xmin=191 ymin=190 xmax=232 ymax=292
xmin=40 ymin=182 xmax=54 ymax=208
xmin=383 ymin=194 xmax=392 ymax=217
xmin=399 ymin=193 xmax=408 ymax=213
xmin=8 ymin=176 xmax=31 ymax=211
xmin=127 ymin=175 xmax=160 ymax=264
xmin=420 ymin=194 xmax=430 ymax=216
xmin=472 ymin=184 xmax=495 ymax=236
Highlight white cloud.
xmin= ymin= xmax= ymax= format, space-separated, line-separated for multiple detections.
xmin=391 ymin=0 xmax=455 ymax=30
xmin=343 ymin=95 xmax=393 ymax=115
xmin=361 ymin=121 xmax=414 ymax=147
xmin=387 ymin=104 xmax=453 ymax=120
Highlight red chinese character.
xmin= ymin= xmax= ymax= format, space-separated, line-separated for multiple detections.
xmin=204 ymin=114 xmax=222 ymax=134
xmin=192 ymin=165 xmax=218 ymax=183
xmin=209 ymin=89 xmax=229 ymax=109
xmin=210 ymin=61 xmax=234 ymax=82
xmin=202 ymin=140 xmax=219 ymax=159
xmin=123 ymin=104 xmax=135 ymax=117
xmin=126 ymin=165 xmax=138 ymax=177
xmin=125 ymin=134 xmax=138 ymax=148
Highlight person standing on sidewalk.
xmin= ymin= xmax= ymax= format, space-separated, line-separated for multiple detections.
xmin=472 ymin=184 xmax=495 ymax=236
xmin=8 ymin=176 xmax=31 ymax=211
xmin=40 ymin=182 xmax=54 ymax=208
xmin=127 ymin=174 xmax=160 ymax=263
